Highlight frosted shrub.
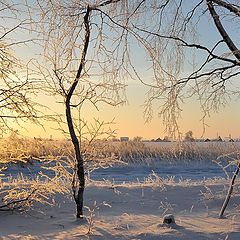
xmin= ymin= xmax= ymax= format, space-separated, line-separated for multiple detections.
xmin=85 ymin=201 xmax=111 ymax=235
xmin=0 ymin=134 xmax=123 ymax=212
xmin=0 ymin=173 xmax=70 ymax=211
xmin=0 ymin=136 xmax=73 ymax=164
xmin=0 ymin=136 xmax=72 ymax=212
xmin=81 ymin=139 xmax=125 ymax=173
xmin=143 ymin=171 xmax=165 ymax=190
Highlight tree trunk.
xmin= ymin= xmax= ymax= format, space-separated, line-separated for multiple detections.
xmin=219 ymin=162 xmax=240 ymax=218
xmin=66 ymin=104 xmax=85 ymax=218
xmin=65 ymin=6 xmax=91 ymax=219
xmin=207 ymin=0 xmax=240 ymax=61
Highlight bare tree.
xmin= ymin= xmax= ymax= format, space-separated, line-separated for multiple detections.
xmin=34 ymin=0 xmax=239 ymax=218
xmin=184 ymin=130 xmax=195 ymax=142
xmin=136 ymin=0 xmax=240 ymax=137
xmin=0 ymin=1 xmax=41 ymax=134
xmin=35 ymin=0 xmax=181 ymax=218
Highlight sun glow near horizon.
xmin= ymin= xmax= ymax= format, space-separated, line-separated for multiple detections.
xmin=12 ymin=80 xmax=240 ymax=141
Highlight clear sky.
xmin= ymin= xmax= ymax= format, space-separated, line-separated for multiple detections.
xmin=6 ymin=1 xmax=240 ymax=140
xmin=18 ymin=79 xmax=240 ymax=141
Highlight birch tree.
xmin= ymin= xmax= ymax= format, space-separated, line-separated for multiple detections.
xmin=0 ymin=1 xmax=41 ymax=134
xmin=35 ymin=0 xmax=240 ymax=218
xmin=35 ymin=0 xmax=169 ymax=218
xmin=139 ymin=0 xmax=240 ymax=136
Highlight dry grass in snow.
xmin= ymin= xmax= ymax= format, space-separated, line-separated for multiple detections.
xmin=1 ymin=137 xmax=240 ymax=239
xmin=1 ymin=177 xmax=240 ymax=239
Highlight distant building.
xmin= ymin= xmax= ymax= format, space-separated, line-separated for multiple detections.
xmin=218 ymin=136 xmax=223 ymax=142
xmin=120 ymin=137 xmax=129 ymax=142
xmin=228 ymin=134 xmax=234 ymax=142
xmin=112 ymin=137 xmax=120 ymax=142
xmin=163 ymin=136 xmax=171 ymax=142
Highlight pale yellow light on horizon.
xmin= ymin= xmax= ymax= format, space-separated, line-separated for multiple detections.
xmin=13 ymin=81 xmax=240 ymax=141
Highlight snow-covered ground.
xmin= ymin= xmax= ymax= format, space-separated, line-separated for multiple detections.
xmin=1 ymin=180 xmax=240 ymax=239
xmin=2 ymin=140 xmax=240 ymax=239
xmin=91 ymin=162 xmax=229 ymax=182
xmin=1 ymin=165 xmax=240 ymax=239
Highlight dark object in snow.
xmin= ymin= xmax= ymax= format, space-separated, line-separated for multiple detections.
xmin=163 ymin=214 xmax=175 ymax=224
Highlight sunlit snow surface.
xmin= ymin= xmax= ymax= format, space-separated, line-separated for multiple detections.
xmin=91 ymin=163 xmax=231 ymax=182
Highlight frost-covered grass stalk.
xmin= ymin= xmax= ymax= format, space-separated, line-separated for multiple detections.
xmin=110 ymin=141 xmax=240 ymax=164
xmin=0 ymin=135 xmax=122 ymax=212
xmin=0 ymin=135 xmax=239 ymax=213
xmin=0 ymin=136 xmax=72 ymax=211
xmin=85 ymin=201 xmax=111 ymax=235
xmin=0 ymin=172 xmax=70 ymax=211
xmin=1 ymin=136 xmax=239 ymax=166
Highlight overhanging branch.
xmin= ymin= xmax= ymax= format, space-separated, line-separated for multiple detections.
xmin=207 ymin=0 xmax=240 ymax=61
xmin=212 ymin=0 xmax=240 ymax=16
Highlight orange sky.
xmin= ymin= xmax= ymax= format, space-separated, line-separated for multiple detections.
xmin=17 ymin=80 xmax=240 ymax=141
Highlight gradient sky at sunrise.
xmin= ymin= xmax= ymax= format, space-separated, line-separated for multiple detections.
xmin=8 ymin=1 xmax=240 ymax=140
xmin=18 ymin=79 xmax=240 ymax=141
